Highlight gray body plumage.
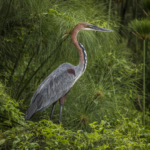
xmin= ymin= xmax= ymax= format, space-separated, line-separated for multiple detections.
xmin=25 ymin=42 xmax=87 ymax=120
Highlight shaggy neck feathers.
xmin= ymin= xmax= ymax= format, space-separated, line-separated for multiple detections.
xmin=78 ymin=42 xmax=87 ymax=72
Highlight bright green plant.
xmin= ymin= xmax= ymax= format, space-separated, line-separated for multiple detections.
xmin=1 ymin=115 xmax=150 ymax=149
xmin=0 ymin=82 xmax=24 ymax=131
xmin=129 ymin=19 xmax=150 ymax=126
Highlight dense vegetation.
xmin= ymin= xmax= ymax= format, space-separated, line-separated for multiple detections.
xmin=0 ymin=0 xmax=150 ymax=149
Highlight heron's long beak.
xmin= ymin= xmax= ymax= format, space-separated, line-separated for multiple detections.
xmin=90 ymin=25 xmax=113 ymax=32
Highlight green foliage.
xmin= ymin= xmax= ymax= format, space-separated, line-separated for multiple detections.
xmin=0 ymin=83 xmax=148 ymax=149
xmin=0 ymin=83 xmax=24 ymax=131
xmin=129 ymin=19 xmax=150 ymax=39
xmin=1 ymin=115 xmax=150 ymax=149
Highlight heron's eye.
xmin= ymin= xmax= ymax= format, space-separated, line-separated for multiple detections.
xmin=88 ymin=25 xmax=92 ymax=28
xmin=85 ymin=25 xmax=92 ymax=28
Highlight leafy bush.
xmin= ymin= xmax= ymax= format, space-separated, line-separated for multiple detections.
xmin=0 ymin=83 xmax=24 ymax=131
xmin=1 ymin=116 xmax=150 ymax=149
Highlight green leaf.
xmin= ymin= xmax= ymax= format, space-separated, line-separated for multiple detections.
xmin=12 ymin=138 xmax=20 ymax=148
xmin=28 ymin=143 xmax=39 ymax=148
xmin=0 ymin=139 xmax=6 ymax=145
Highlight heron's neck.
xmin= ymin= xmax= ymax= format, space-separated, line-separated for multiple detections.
xmin=78 ymin=42 xmax=87 ymax=72
xmin=71 ymin=28 xmax=87 ymax=72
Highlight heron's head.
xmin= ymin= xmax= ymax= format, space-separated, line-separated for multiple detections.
xmin=77 ymin=22 xmax=113 ymax=32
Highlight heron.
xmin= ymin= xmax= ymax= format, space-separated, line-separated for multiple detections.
xmin=25 ymin=22 xmax=113 ymax=123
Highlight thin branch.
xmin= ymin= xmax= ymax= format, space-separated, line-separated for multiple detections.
xmin=145 ymin=32 xmax=150 ymax=39
xmin=137 ymin=96 xmax=142 ymax=112
xmin=8 ymin=40 xmax=27 ymax=87
xmin=17 ymin=43 xmax=41 ymax=91
xmin=132 ymin=32 xmax=144 ymax=40
xmin=8 ymin=53 xmax=21 ymax=86
xmin=143 ymin=9 xmax=149 ymax=17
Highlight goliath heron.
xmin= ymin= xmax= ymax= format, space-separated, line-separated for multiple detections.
xmin=25 ymin=22 xmax=113 ymax=123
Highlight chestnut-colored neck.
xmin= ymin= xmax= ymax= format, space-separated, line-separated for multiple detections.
xmin=71 ymin=26 xmax=84 ymax=64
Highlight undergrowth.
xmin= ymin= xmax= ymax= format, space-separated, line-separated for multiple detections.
xmin=0 ymin=82 xmax=150 ymax=150
xmin=1 ymin=118 xmax=150 ymax=150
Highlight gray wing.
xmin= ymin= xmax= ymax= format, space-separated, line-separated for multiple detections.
xmin=25 ymin=63 xmax=75 ymax=120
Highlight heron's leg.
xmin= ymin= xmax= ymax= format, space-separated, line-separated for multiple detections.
xmin=50 ymin=101 xmax=57 ymax=121
xmin=59 ymin=96 xmax=65 ymax=124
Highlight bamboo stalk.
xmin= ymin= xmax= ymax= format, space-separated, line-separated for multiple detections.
xmin=108 ymin=0 xmax=112 ymax=22
xmin=135 ymin=0 xmax=138 ymax=63
xmin=143 ymin=39 xmax=146 ymax=126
